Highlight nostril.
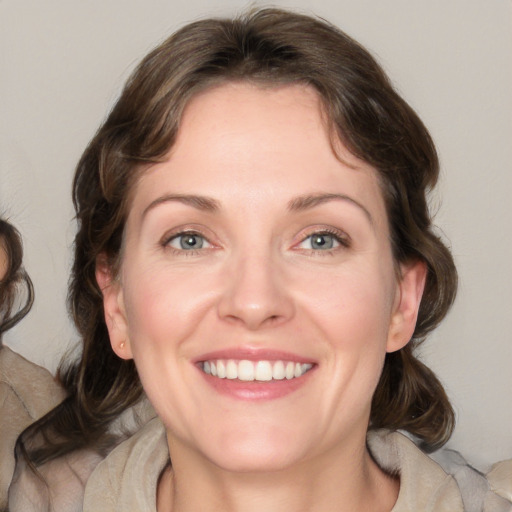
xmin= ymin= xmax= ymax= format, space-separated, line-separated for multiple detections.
xmin=219 ymin=308 xmax=292 ymax=331
xmin=216 ymin=265 xmax=295 ymax=329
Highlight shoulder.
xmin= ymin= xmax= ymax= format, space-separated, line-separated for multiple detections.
xmin=487 ymin=459 xmax=512 ymax=506
xmin=429 ymin=444 xmax=512 ymax=511
xmin=6 ymin=385 xmax=155 ymax=512
xmin=9 ymin=448 xmax=103 ymax=512
xmin=0 ymin=346 xmax=65 ymax=418
xmin=83 ymin=416 xmax=168 ymax=512
xmin=368 ymin=429 xmax=464 ymax=511
xmin=368 ymin=429 xmax=512 ymax=512
xmin=0 ymin=346 xmax=65 ymax=511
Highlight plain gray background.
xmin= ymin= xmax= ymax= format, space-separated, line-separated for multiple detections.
xmin=1 ymin=0 xmax=511 ymax=470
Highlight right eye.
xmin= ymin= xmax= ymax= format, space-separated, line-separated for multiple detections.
xmin=166 ymin=232 xmax=211 ymax=251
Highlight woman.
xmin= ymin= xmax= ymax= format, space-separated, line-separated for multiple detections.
xmin=0 ymin=220 xmax=65 ymax=510
xmin=10 ymin=8 xmax=512 ymax=511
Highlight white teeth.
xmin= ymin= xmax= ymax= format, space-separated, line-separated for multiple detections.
xmin=272 ymin=360 xmax=285 ymax=380
xmin=226 ymin=360 xmax=237 ymax=379
xmin=285 ymin=361 xmax=295 ymax=380
xmin=217 ymin=360 xmax=226 ymax=378
xmin=255 ymin=361 xmax=273 ymax=381
xmin=238 ymin=360 xmax=254 ymax=381
xmin=201 ymin=359 xmax=313 ymax=381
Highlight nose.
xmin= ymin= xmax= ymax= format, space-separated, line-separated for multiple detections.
xmin=217 ymin=249 xmax=295 ymax=330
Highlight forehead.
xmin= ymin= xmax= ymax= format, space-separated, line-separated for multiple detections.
xmin=128 ymin=82 xmax=387 ymax=229
xmin=174 ymin=82 xmax=336 ymax=167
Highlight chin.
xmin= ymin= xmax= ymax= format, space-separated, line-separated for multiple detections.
xmin=195 ymin=423 xmax=312 ymax=473
xmin=209 ymin=445 xmax=305 ymax=474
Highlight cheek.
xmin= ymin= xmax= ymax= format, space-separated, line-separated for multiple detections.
xmin=121 ymin=263 xmax=217 ymax=354
xmin=298 ymin=262 xmax=396 ymax=339
xmin=120 ymin=267 xmax=207 ymax=420
xmin=300 ymin=263 xmax=396 ymax=388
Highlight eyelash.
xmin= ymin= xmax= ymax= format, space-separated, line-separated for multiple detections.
xmin=161 ymin=230 xmax=213 ymax=256
xmin=296 ymin=228 xmax=351 ymax=255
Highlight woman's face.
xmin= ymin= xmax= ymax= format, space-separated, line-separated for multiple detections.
xmin=100 ymin=83 xmax=424 ymax=472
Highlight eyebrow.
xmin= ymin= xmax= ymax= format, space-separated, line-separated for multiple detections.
xmin=142 ymin=194 xmax=221 ymax=218
xmin=288 ymin=193 xmax=373 ymax=225
xmin=142 ymin=192 xmax=373 ymax=225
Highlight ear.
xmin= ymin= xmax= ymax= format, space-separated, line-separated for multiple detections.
xmin=386 ymin=260 xmax=427 ymax=353
xmin=95 ymin=254 xmax=133 ymax=360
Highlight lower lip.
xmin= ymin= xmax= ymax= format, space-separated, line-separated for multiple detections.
xmin=198 ymin=367 xmax=316 ymax=401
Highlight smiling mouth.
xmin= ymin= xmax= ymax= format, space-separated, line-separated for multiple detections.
xmin=201 ymin=359 xmax=314 ymax=382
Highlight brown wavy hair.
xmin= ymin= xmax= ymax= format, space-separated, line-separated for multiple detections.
xmin=22 ymin=7 xmax=457 ymax=465
xmin=0 ymin=219 xmax=34 ymax=339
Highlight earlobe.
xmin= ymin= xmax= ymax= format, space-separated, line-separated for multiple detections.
xmin=95 ymin=254 xmax=133 ymax=360
xmin=386 ymin=260 xmax=427 ymax=353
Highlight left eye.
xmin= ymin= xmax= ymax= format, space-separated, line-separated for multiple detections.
xmin=298 ymin=233 xmax=341 ymax=250
xmin=167 ymin=233 xmax=210 ymax=250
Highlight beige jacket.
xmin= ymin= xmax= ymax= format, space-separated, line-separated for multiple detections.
xmin=82 ymin=417 xmax=512 ymax=512
xmin=7 ymin=396 xmax=155 ymax=512
xmin=0 ymin=346 xmax=66 ymax=510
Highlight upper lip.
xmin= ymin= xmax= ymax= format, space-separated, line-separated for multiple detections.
xmin=194 ymin=347 xmax=316 ymax=365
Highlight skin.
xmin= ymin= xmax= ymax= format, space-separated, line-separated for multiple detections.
xmin=0 ymin=238 xmax=7 ymax=282
xmin=98 ymin=83 xmax=426 ymax=512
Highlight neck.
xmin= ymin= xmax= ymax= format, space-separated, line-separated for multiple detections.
xmin=157 ymin=435 xmax=398 ymax=512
